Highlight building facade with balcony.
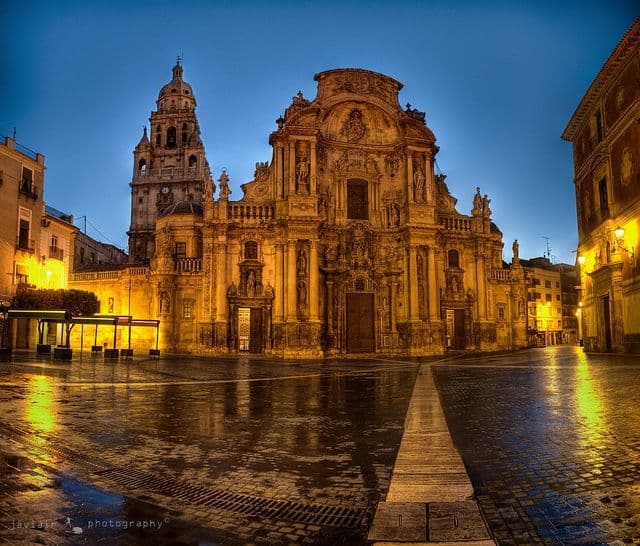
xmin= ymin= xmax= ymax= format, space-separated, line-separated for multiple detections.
xmin=0 ymin=136 xmax=46 ymax=301
xmin=71 ymin=65 xmax=528 ymax=356
xmin=563 ymin=18 xmax=640 ymax=353
xmin=521 ymin=257 xmax=578 ymax=346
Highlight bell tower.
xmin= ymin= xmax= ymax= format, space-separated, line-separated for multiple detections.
xmin=127 ymin=61 xmax=213 ymax=262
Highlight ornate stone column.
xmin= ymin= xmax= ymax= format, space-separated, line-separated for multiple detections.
xmin=309 ymin=240 xmax=319 ymax=321
xmin=408 ymin=244 xmax=420 ymax=321
xmin=310 ymin=141 xmax=317 ymax=195
xmin=427 ymin=245 xmax=439 ymax=320
xmin=325 ymin=276 xmax=335 ymax=346
xmin=407 ymin=150 xmax=414 ymax=202
xmin=425 ymin=152 xmax=434 ymax=203
xmin=287 ymin=241 xmax=297 ymax=320
xmin=274 ymin=243 xmax=284 ymax=323
xmin=476 ymin=253 xmax=487 ymax=320
xmin=215 ymin=241 xmax=227 ymax=323
xmin=288 ymin=140 xmax=296 ymax=195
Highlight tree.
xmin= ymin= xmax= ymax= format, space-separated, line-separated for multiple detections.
xmin=15 ymin=289 xmax=99 ymax=316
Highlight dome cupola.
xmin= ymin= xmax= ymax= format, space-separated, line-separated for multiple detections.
xmin=157 ymin=61 xmax=196 ymax=112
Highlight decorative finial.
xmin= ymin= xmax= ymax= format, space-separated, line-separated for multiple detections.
xmin=176 ymin=54 xmax=181 ymax=66
xmin=143 ymin=126 xmax=147 ymax=136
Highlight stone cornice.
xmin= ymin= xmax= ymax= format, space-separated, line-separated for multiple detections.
xmin=562 ymin=18 xmax=640 ymax=141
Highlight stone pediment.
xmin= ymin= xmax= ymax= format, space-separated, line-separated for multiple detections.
xmin=314 ymin=68 xmax=403 ymax=109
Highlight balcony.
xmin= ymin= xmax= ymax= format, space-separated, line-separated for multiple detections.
xmin=19 ymin=182 xmax=38 ymax=199
xmin=49 ymin=246 xmax=64 ymax=261
xmin=491 ymin=268 xmax=512 ymax=282
xmin=134 ymin=166 xmax=201 ymax=181
xmin=16 ymin=237 xmax=35 ymax=253
xmin=175 ymin=257 xmax=202 ymax=273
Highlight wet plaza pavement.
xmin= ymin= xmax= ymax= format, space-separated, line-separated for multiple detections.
xmin=0 ymin=353 xmax=419 ymax=544
xmin=3 ymin=347 xmax=640 ymax=545
xmin=434 ymin=346 xmax=640 ymax=545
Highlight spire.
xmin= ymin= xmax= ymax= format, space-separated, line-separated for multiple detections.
xmin=172 ymin=56 xmax=183 ymax=80
xmin=137 ymin=125 xmax=149 ymax=148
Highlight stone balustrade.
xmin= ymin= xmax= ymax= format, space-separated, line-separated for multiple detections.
xmin=228 ymin=203 xmax=275 ymax=223
xmin=438 ymin=215 xmax=472 ymax=232
xmin=175 ymin=258 xmax=202 ymax=272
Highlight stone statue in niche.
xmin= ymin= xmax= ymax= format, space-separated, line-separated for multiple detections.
xmin=472 ymin=187 xmax=483 ymax=216
xmin=296 ymin=159 xmax=309 ymax=188
xmin=342 ymin=109 xmax=366 ymax=142
xmin=413 ymin=165 xmax=425 ymax=202
xmin=297 ymin=249 xmax=307 ymax=276
xmin=218 ymin=169 xmax=231 ymax=199
xmin=297 ymin=280 xmax=307 ymax=311
xmin=159 ymin=292 xmax=170 ymax=313
xmin=387 ymin=203 xmax=400 ymax=227
xmin=264 ymin=283 xmax=274 ymax=299
xmin=246 ymin=271 xmax=256 ymax=298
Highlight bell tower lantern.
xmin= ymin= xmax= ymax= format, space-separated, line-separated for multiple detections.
xmin=127 ymin=60 xmax=213 ymax=262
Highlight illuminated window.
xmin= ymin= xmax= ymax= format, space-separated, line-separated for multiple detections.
xmin=183 ymin=299 xmax=193 ymax=318
xmin=545 ymin=294 xmax=552 ymax=302
xmin=545 ymin=280 xmax=551 ymax=288
xmin=498 ymin=305 xmax=505 ymax=320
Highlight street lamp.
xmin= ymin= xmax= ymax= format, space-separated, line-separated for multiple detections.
xmin=614 ymin=226 xmax=635 ymax=262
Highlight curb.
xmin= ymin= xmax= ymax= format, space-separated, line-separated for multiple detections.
xmin=368 ymin=364 xmax=495 ymax=545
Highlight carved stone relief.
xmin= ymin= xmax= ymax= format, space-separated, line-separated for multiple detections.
xmin=341 ymin=109 xmax=366 ymax=142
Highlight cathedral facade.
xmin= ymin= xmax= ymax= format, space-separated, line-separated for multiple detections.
xmin=71 ymin=64 xmax=528 ymax=357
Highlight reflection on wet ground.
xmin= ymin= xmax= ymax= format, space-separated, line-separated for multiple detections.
xmin=435 ymin=346 xmax=640 ymax=545
xmin=0 ymin=353 xmax=418 ymax=544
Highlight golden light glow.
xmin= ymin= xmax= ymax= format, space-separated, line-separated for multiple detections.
xmin=575 ymin=353 xmax=606 ymax=449
xmin=26 ymin=375 xmax=56 ymax=434
xmin=578 ymin=255 xmax=586 ymax=265
xmin=19 ymin=256 xmax=67 ymax=289
xmin=615 ymin=226 xmax=625 ymax=239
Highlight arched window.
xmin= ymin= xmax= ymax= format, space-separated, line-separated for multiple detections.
xmin=347 ymin=179 xmax=368 ymax=220
xmin=182 ymin=123 xmax=188 ymax=144
xmin=188 ymin=155 xmax=197 ymax=168
xmin=166 ymin=127 xmax=176 ymax=148
xmin=155 ymin=126 xmax=161 ymax=146
xmin=448 ymin=249 xmax=459 ymax=268
xmin=244 ymin=241 xmax=258 ymax=260
xmin=138 ymin=158 xmax=146 ymax=173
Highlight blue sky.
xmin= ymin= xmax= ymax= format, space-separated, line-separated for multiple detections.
xmin=1 ymin=1 xmax=637 ymax=263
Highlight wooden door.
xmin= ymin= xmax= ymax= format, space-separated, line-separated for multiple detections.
xmin=453 ymin=309 xmax=466 ymax=349
xmin=347 ymin=293 xmax=375 ymax=353
xmin=249 ymin=308 xmax=263 ymax=354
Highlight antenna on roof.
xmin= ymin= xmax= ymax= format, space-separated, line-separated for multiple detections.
xmin=541 ymin=236 xmax=552 ymax=261
xmin=12 ymin=125 xmax=16 ymax=140
xmin=176 ymin=54 xmax=181 ymax=66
